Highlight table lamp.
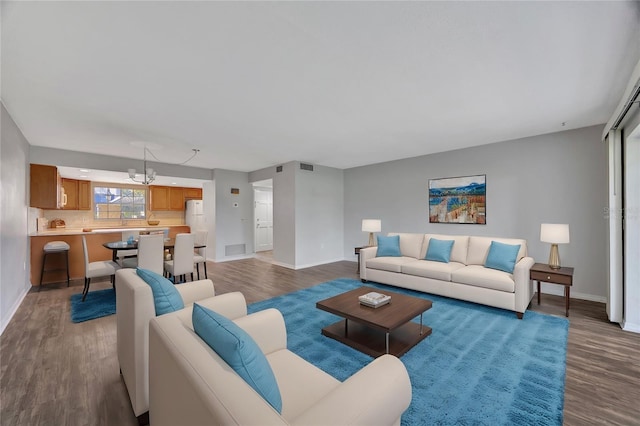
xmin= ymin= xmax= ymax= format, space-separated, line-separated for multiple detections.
xmin=362 ymin=219 xmax=381 ymax=246
xmin=540 ymin=223 xmax=570 ymax=269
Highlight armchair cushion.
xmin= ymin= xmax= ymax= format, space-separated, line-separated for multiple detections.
xmin=192 ymin=303 xmax=283 ymax=413
xmin=136 ymin=268 xmax=184 ymax=315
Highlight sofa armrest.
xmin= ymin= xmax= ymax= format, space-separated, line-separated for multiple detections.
xmin=175 ymin=279 xmax=215 ymax=306
xmin=359 ymin=246 xmax=378 ymax=279
xmin=233 ymin=308 xmax=287 ymax=355
xmin=292 ymin=354 xmax=411 ymax=426
xmin=194 ymin=291 xmax=247 ymax=320
xmin=513 ymin=256 xmax=535 ymax=313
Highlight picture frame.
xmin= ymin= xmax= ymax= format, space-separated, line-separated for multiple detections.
xmin=428 ymin=174 xmax=486 ymax=224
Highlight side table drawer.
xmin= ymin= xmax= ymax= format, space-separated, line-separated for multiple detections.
xmin=530 ymin=270 xmax=572 ymax=286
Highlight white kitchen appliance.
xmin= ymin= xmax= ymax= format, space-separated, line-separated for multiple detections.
xmin=185 ymin=199 xmax=205 ymax=231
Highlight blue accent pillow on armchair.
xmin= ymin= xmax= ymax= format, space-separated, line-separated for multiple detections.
xmin=376 ymin=235 xmax=401 ymax=257
xmin=192 ymin=303 xmax=283 ymax=413
xmin=136 ymin=267 xmax=184 ymax=315
xmin=484 ymin=241 xmax=521 ymax=273
xmin=425 ymin=238 xmax=455 ymax=263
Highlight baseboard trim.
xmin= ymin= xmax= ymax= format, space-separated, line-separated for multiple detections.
xmin=1 ymin=285 xmax=30 ymax=336
xmin=211 ymin=254 xmax=254 ymax=263
xmin=621 ymin=320 xmax=640 ymax=334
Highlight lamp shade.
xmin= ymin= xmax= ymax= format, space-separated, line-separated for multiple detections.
xmin=362 ymin=219 xmax=381 ymax=233
xmin=540 ymin=224 xmax=570 ymax=244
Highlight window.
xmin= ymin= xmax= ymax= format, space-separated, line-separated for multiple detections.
xmin=94 ymin=186 xmax=146 ymax=219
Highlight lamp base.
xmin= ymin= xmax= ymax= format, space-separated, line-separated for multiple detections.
xmin=548 ymin=244 xmax=561 ymax=269
xmin=368 ymin=233 xmax=375 ymax=246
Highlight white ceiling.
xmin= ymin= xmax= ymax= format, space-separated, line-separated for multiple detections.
xmin=2 ymin=1 xmax=639 ymax=174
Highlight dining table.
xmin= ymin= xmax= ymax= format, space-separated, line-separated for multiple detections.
xmin=102 ymin=238 xmax=205 ymax=263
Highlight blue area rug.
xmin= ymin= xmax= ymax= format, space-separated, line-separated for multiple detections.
xmin=70 ymin=288 xmax=116 ymax=323
xmin=248 ymin=278 xmax=568 ymax=425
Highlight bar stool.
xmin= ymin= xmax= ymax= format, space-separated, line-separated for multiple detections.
xmin=39 ymin=241 xmax=70 ymax=289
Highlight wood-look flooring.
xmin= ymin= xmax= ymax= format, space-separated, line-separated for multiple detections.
xmin=1 ymin=258 xmax=638 ymax=425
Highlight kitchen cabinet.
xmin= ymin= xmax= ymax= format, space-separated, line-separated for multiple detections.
xmin=61 ymin=178 xmax=92 ymax=210
xmin=150 ymin=186 xmax=201 ymax=211
xmin=61 ymin=179 xmax=78 ymax=210
xmin=169 ymin=187 xmax=184 ymax=210
xmin=150 ymin=186 xmax=170 ymax=210
xmin=78 ymin=180 xmax=91 ymax=210
xmin=30 ymin=164 xmax=63 ymax=209
xmin=184 ymin=187 xmax=202 ymax=200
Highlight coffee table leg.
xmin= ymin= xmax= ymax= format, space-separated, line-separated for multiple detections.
xmin=420 ymin=313 xmax=424 ymax=335
xmin=386 ymin=332 xmax=389 ymax=354
xmin=344 ymin=319 xmax=348 ymax=337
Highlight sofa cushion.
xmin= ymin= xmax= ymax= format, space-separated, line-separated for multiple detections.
xmin=485 ymin=241 xmax=521 ymax=273
xmin=466 ymin=236 xmax=527 ymax=266
xmin=451 ymin=265 xmax=515 ymax=293
xmin=376 ymin=235 xmax=401 ymax=257
xmin=366 ymin=257 xmax=420 ymax=273
xmin=388 ymin=233 xmax=424 ymax=259
xmin=192 ymin=303 xmax=283 ymax=413
xmin=421 ymin=234 xmax=470 ymax=264
xmin=425 ymin=238 xmax=455 ymax=263
xmin=402 ymin=260 xmax=465 ymax=281
xmin=136 ymin=267 xmax=184 ymax=315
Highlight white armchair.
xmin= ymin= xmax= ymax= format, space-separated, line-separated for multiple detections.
xmin=149 ymin=307 xmax=412 ymax=426
xmin=115 ymin=268 xmax=247 ymax=425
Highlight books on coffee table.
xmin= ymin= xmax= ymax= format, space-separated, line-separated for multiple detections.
xmin=359 ymin=291 xmax=391 ymax=308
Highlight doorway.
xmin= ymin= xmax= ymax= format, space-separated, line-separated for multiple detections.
xmin=253 ymin=180 xmax=273 ymax=253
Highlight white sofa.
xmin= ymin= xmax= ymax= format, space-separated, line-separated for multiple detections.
xmin=360 ymin=233 xmax=535 ymax=318
xmin=115 ymin=268 xmax=247 ymax=424
xmin=149 ymin=307 xmax=413 ymax=426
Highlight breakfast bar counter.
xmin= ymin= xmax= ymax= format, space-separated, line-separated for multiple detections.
xmin=30 ymin=225 xmax=190 ymax=286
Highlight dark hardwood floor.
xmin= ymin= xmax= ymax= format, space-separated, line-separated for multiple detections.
xmin=1 ymin=258 xmax=638 ymax=425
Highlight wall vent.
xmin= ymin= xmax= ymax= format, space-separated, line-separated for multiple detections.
xmin=276 ymin=165 xmax=283 ymax=173
xmin=300 ymin=163 xmax=314 ymax=171
xmin=225 ymin=244 xmax=246 ymax=256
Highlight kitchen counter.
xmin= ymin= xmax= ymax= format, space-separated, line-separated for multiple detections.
xmin=30 ymin=226 xmax=174 ymax=236
xmin=30 ymin=225 xmax=191 ymax=285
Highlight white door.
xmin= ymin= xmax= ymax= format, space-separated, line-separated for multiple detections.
xmin=254 ymin=187 xmax=273 ymax=252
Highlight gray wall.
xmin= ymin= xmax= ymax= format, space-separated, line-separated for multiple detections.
xmin=1 ymin=104 xmax=31 ymax=333
xmin=295 ymin=164 xmax=344 ymax=268
xmin=211 ymin=169 xmax=254 ymax=260
xmin=344 ymin=125 xmax=608 ymax=301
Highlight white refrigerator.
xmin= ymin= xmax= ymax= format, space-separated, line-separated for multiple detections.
xmin=185 ymin=200 xmax=205 ymax=231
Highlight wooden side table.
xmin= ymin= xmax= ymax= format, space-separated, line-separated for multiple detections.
xmin=530 ymin=262 xmax=574 ymax=317
xmin=354 ymin=246 xmax=370 ymax=274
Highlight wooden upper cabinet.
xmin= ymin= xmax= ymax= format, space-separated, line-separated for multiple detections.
xmin=78 ymin=180 xmax=91 ymax=210
xmin=61 ymin=179 xmax=79 ymax=210
xmin=169 ymin=187 xmax=185 ymax=210
xmin=184 ymin=187 xmax=202 ymax=200
xmin=150 ymin=186 xmax=170 ymax=211
xmin=30 ymin=164 xmax=62 ymax=209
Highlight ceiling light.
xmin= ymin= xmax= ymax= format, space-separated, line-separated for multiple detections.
xmin=79 ymin=169 xmax=89 ymax=173
xmin=128 ymin=146 xmax=157 ymax=185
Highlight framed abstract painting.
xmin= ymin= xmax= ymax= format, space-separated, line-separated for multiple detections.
xmin=428 ymin=175 xmax=486 ymax=224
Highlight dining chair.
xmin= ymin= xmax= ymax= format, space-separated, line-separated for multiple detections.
xmin=117 ymin=231 xmax=139 ymax=266
xmin=193 ymin=230 xmax=208 ymax=280
xmin=121 ymin=234 xmax=164 ymax=275
xmin=81 ymin=235 xmax=121 ymax=301
xmin=163 ymin=233 xmax=195 ymax=284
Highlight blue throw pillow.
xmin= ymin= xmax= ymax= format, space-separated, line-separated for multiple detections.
xmin=192 ymin=303 xmax=283 ymax=413
xmin=484 ymin=241 xmax=521 ymax=273
xmin=425 ymin=238 xmax=455 ymax=263
xmin=136 ymin=268 xmax=184 ymax=315
xmin=376 ymin=235 xmax=402 ymax=257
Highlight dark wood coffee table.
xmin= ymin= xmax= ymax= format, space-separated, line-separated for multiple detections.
xmin=316 ymin=286 xmax=432 ymax=357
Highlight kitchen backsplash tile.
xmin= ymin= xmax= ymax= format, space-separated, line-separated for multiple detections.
xmin=42 ymin=209 xmax=185 ymax=228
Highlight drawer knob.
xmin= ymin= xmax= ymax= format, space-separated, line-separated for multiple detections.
xmin=547 ymin=275 xmax=551 ymax=280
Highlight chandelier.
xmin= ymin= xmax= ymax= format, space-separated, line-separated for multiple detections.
xmin=128 ymin=147 xmax=157 ymax=185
